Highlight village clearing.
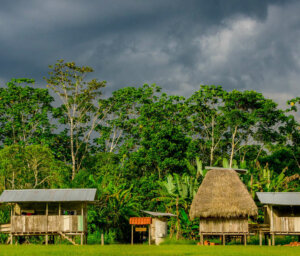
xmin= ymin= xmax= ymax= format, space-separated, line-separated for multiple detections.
xmin=0 ymin=245 xmax=300 ymax=256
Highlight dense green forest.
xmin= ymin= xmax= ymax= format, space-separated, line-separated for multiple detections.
xmin=0 ymin=60 xmax=299 ymax=243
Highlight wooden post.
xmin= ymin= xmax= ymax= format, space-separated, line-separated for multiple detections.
xmin=270 ymin=206 xmax=273 ymax=234
xmin=81 ymin=203 xmax=84 ymax=245
xmin=268 ymin=235 xmax=271 ymax=246
xmin=148 ymin=225 xmax=151 ymax=245
xmin=270 ymin=205 xmax=274 ymax=246
xmin=101 ymin=233 xmax=104 ymax=245
xmin=259 ymin=231 xmax=262 ymax=246
xmin=264 ymin=234 xmax=267 ymax=245
xmin=200 ymin=234 xmax=204 ymax=245
xmin=222 ymin=234 xmax=225 ymax=245
xmin=10 ymin=204 xmax=13 ymax=245
xmin=46 ymin=203 xmax=48 ymax=245
xmin=84 ymin=203 xmax=87 ymax=234
xmin=131 ymin=225 xmax=134 ymax=245
xmin=244 ymin=234 xmax=247 ymax=246
xmin=59 ymin=203 xmax=61 ymax=216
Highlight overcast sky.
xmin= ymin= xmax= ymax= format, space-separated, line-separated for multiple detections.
xmin=0 ymin=0 xmax=299 ymax=108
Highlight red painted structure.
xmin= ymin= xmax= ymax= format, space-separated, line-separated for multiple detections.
xmin=129 ymin=217 xmax=152 ymax=225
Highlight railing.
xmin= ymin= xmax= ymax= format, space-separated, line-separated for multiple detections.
xmin=248 ymin=224 xmax=270 ymax=233
xmin=11 ymin=215 xmax=84 ymax=233
xmin=0 ymin=224 xmax=11 ymax=233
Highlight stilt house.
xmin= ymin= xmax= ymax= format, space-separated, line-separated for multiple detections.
xmin=189 ymin=168 xmax=257 ymax=245
xmin=257 ymin=192 xmax=300 ymax=245
xmin=0 ymin=189 xmax=96 ymax=245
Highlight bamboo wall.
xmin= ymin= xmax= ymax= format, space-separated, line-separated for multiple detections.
xmin=199 ymin=218 xmax=248 ymax=233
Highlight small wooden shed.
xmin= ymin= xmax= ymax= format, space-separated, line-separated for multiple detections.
xmin=143 ymin=211 xmax=176 ymax=245
xmin=257 ymin=192 xmax=300 ymax=245
xmin=129 ymin=211 xmax=176 ymax=245
xmin=189 ymin=168 xmax=257 ymax=245
xmin=0 ymin=189 xmax=96 ymax=245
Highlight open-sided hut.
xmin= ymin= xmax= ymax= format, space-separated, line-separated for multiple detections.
xmin=189 ymin=168 xmax=257 ymax=245
xmin=257 ymin=192 xmax=300 ymax=245
xmin=0 ymin=189 xmax=96 ymax=245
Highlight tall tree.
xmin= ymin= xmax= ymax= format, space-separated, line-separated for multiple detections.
xmin=0 ymin=78 xmax=54 ymax=146
xmin=186 ymin=85 xmax=228 ymax=165
xmin=45 ymin=60 xmax=107 ymax=180
xmin=0 ymin=144 xmax=68 ymax=190
xmin=135 ymin=91 xmax=189 ymax=178
xmin=222 ymin=90 xmax=286 ymax=167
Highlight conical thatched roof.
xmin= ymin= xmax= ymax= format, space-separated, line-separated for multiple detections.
xmin=189 ymin=169 xmax=257 ymax=219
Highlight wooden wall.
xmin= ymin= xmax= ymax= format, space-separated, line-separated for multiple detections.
xmin=199 ymin=218 xmax=248 ymax=233
xmin=10 ymin=202 xmax=88 ymax=234
xmin=266 ymin=205 xmax=300 ymax=233
xmin=11 ymin=215 xmax=86 ymax=233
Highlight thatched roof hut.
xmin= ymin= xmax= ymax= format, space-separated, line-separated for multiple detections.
xmin=190 ymin=169 xmax=257 ymax=220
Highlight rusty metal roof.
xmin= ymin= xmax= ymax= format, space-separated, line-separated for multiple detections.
xmin=0 ymin=189 xmax=97 ymax=203
xmin=257 ymin=192 xmax=300 ymax=206
xmin=129 ymin=217 xmax=152 ymax=225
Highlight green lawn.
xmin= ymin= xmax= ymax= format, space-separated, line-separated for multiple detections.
xmin=0 ymin=245 xmax=299 ymax=256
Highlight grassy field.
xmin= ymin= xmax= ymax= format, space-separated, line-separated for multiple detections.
xmin=0 ymin=245 xmax=299 ymax=256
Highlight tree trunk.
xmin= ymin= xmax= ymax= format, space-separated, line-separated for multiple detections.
xmin=158 ymin=166 xmax=161 ymax=180
xmin=210 ymin=147 xmax=214 ymax=166
xmin=176 ymin=197 xmax=180 ymax=240
xmin=70 ymin=119 xmax=76 ymax=180
xmin=210 ymin=117 xmax=215 ymax=166
xmin=12 ymin=170 xmax=15 ymax=189
xmin=229 ymin=126 xmax=238 ymax=168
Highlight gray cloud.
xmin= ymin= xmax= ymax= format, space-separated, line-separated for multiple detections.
xmin=0 ymin=0 xmax=299 ymax=114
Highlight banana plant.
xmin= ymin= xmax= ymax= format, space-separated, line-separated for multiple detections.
xmin=185 ymin=157 xmax=206 ymax=178
xmin=222 ymin=157 xmax=238 ymax=169
xmin=155 ymin=173 xmax=200 ymax=239
xmin=245 ymin=162 xmax=300 ymax=200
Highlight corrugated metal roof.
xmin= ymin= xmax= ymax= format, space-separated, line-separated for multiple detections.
xmin=142 ymin=210 xmax=176 ymax=217
xmin=257 ymin=192 xmax=300 ymax=205
xmin=0 ymin=189 xmax=97 ymax=202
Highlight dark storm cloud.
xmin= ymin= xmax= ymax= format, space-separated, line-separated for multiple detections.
xmin=0 ymin=0 xmax=299 ymax=109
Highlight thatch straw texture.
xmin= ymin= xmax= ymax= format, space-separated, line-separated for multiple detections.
xmin=189 ymin=169 xmax=257 ymax=219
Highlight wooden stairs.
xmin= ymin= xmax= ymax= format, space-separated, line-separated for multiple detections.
xmin=58 ymin=232 xmax=78 ymax=245
xmin=6 ymin=236 xmax=11 ymax=244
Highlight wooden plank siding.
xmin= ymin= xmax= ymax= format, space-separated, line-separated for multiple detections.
xmin=11 ymin=215 xmax=85 ymax=234
xmin=273 ymin=215 xmax=300 ymax=232
xmin=266 ymin=205 xmax=300 ymax=233
xmin=199 ymin=218 xmax=248 ymax=233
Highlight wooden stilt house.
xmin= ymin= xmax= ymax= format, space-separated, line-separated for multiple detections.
xmin=257 ymin=192 xmax=300 ymax=245
xmin=0 ymin=189 xmax=96 ymax=245
xmin=189 ymin=168 xmax=257 ymax=245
